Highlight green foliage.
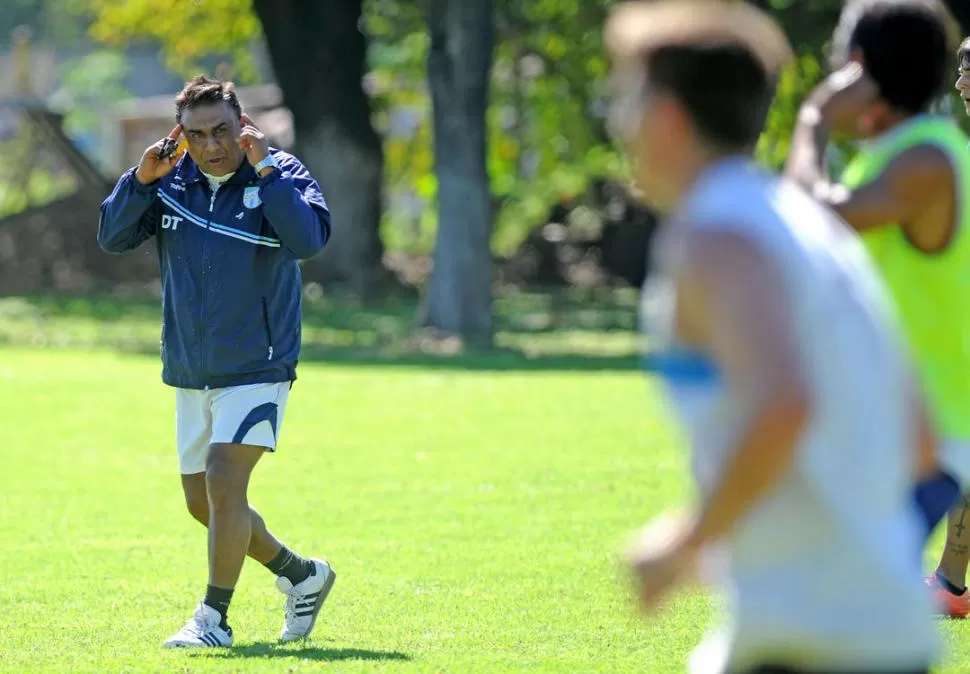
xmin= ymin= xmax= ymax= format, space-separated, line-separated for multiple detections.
xmin=367 ymin=0 xmax=624 ymax=255
xmin=49 ymin=49 xmax=130 ymax=138
xmin=69 ymin=0 xmax=261 ymax=83
xmin=756 ymin=53 xmax=824 ymax=171
xmin=76 ymin=0 xmax=946 ymax=257
xmin=488 ymin=0 xmax=618 ymax=253
xmin=364 ymin=0 xmax=434 ymax=253
xmin=0 ymin=154 xmax=76 ymax=217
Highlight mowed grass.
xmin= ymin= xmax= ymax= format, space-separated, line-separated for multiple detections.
xmin=0 ymin=343 xmax=968 ymax=672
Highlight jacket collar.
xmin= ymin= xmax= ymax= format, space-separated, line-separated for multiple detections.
xmin=174 ymin=153 xmax=257 ymax=186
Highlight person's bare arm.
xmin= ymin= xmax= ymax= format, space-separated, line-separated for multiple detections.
xmin=786 ymin=122 xmax=954 ymax=235
xmin=785 ymin=62 xmax=953 ymax=236
xmin=628 ymin=226 xmax=945 ymax=608
xmin=674 ymin=228 xmax=811 ymax=550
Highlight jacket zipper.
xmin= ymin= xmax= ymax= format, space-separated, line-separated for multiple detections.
xmin=261 ymin=297 xmax=274 ymax=361
xmin=201 ymin=188 xmax=216 ymax=389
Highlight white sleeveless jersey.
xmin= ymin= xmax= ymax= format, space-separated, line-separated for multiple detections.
xmin=641 ymin=158 xmax=937 ymax=673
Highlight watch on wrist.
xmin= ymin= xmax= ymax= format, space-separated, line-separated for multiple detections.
xmin=254 ymin=155 xmax=279 ymax=174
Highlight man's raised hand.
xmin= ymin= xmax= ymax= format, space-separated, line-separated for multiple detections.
xmin=135 ymin=125 xmax=185 ymax=186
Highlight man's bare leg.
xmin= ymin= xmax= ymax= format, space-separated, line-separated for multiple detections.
xmin=181 ymin=472 xmax=281 ymax=564
xmin=936 ymin=495 xmax=970 ymax=591
xmin=198 ymin=442 xmax=264 ymax=630
xmin=178 ymin=443 xmax=318 ymax=634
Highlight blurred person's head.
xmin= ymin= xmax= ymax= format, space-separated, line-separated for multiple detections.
xmin=955 ymin=37 xmax=970 ymax=115
xmin=605 ymin=1 xmax=791 ymax=212
xmin=175 ymin=75 xmax=245 ymax=177
xmin=830 ymin=0 xmax=957 ymax=136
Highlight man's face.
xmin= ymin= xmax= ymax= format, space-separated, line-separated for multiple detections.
xmin=610 ymin=68 xmax=687 ymax=212
xmin=179 ymin=102 xmax=244 ymax=177
xmin=955 ymin=62 xmax=970 ymax=116
xmin=830 ymin=49 xmax=888 ymax=140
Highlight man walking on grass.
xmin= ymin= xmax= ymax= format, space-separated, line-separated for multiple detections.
xmin=98 ymin=75 xmax=335 ymax=648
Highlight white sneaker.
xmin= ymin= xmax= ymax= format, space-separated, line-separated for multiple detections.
xmin=162 ymin=602 xmax=233 ymax=648
xmin=277 ymin=558 xmax=336 ymax=642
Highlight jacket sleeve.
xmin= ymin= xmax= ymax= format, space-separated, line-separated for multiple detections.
xmin=98 ymin=168 xmax=161 ymax=254
xmin=257 ymin=153 xmax=332 ymax=260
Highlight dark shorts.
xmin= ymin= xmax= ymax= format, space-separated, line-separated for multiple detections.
xmin=739 ymin=666 xmax=929 ymax=674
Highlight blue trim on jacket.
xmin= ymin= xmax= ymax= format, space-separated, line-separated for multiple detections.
xmin=97 ymin=149 xmax=331 ymax=389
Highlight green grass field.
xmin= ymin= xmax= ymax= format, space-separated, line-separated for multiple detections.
xmin=0 ymin=296 xmax=967 ymax=672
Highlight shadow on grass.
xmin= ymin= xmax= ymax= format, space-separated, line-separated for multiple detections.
xmin=11 ymin=290 xmax=642 ymax=329
xmin=301 ymin=347 xmax=639 ymax=372
xmin=200 ymin=643 xmax=411 ymax=662
xmin=0 ymin=292 xmax=644 ymax=372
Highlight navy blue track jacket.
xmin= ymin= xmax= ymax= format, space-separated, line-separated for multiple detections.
xmin=98 ymin=149 xmax=330 ymax=389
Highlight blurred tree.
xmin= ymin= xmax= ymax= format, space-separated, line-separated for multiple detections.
xmin=364 ymin=0 xmax=434 ymax=254
xmin=488 ymin=0 xmax=622 ymax=254
xmin=366 ymin=0 xmax=624 ymax=258
xmin=0 ymin=0 xmax=90 ymax=45
xmin=252 ymin=0 xmax=387 ymax=298
xmin=0 ymin=0 xmax=45 ymax=40
xmin=70 ymin=0 xmax=970 ymax=314
xmin=49 ymin=49 xmax=129 ymax=138
xmin=74 ymin=0 xmax=388 ymax=298
xmin=417 ymin=0 xmax=495 ymax=345
xmin=73 ymin=0 xmax=262 ymax=80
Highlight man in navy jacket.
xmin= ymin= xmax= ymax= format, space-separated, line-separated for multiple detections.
xmin=99 ymin=75 xmax=334 ymax=649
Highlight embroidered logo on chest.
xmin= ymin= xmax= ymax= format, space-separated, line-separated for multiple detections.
xmin=243 ymin=186 xmax=262 ymax=209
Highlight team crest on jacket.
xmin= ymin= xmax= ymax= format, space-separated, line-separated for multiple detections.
xmin=243 ymin=186 xmax=262 ymax=209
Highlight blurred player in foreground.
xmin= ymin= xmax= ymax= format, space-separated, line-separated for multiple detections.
xmin=98 ymin=76 xmax=334 ymax=648
xmin=607 ymin=2 xmax=938 ymax=672
xmin=786 ymin=0 xmax=969 ymax=617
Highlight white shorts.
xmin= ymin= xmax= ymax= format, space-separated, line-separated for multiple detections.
xmin=176 ymin=382 xmax=290 ymax=475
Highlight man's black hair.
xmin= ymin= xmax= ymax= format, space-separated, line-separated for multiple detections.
xmin=832 ymin=0 xmax=957 ymax=114
xmin=646 ymin=42 xmax=776 ymax=152
xmin=174 ymin=75 xmax=242 ymax=123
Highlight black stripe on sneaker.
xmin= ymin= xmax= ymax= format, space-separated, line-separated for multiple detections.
xmin=295 ymin=602 xmax=316 ymax=610
xmin=295 ymin=609 xmax=315 ymax=617
xmin=202 ymin=633 xmax=219 ymax=646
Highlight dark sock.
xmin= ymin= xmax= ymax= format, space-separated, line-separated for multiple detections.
xmin=203 ymin=585 xmax=234 ymax=631
xmin=264 ymin=546 xmax=314 ymax=586
xmin=936 ymin=570 xmax=966 ymax=596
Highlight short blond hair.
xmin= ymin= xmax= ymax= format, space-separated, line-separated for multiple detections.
xmin=605 ymin=1 xmax=792 ymax=151
xmin=605 ymin=1 xmax=792 ymax=79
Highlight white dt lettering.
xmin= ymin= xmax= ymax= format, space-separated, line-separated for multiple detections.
xmin=161 ymin=215 xmax=183 ymax=230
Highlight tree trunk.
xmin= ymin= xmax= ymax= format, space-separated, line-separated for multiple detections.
xmin=253 ymin=0 xmax=386 ymax=298
xmin=417 ymin=0 xmax=495 ymax=346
